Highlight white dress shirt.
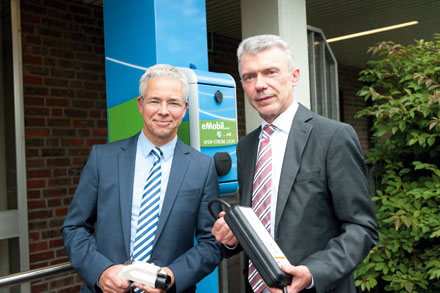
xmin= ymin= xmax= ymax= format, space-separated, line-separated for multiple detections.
xmin=259 ymin=100 xmax=298 ymax=238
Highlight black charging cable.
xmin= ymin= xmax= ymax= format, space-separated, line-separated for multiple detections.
xmin=208 ymin=198 xmax=230 ymax=219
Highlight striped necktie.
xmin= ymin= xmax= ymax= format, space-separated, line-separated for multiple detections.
xmin=248 ymin=124 xmax=276 ymax=293
xmin=132 ymin=147 xmax=162 ymax=263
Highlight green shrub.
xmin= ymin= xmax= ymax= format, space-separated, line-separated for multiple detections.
xmin=354 ymin=35 xmax=440 ymax=292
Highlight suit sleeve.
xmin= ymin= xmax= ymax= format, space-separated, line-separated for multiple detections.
xmin=61 ymin=145 xmax=114 ymax=290
xmin=167 ymin=157 xmax=223 ymax=292
xmin=300 ymin=124 xmax=379 ymax=292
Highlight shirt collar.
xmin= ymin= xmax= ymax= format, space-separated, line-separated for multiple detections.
xmin=260 ymin=99 xmax=299 ymax=135
xmin=138 ymin=131 xmax=176 ymax=162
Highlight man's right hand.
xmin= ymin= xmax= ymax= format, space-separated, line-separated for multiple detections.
xmin=99 ymin=265 xmax=131 ymax=293
xmin=211 ymin=211 xmax=238 ymax=247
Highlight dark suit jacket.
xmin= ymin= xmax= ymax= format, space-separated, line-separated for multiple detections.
xmin=230 ymin=104 xmax=378 ymax=293
xmin=62 ymin=133 xmax=222 ymax=293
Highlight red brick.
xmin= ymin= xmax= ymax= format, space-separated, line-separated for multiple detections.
xmin=30 ymin=283 xmax=48 ymax=293
xmin=24 ymin=96 xmax=45 ymax=107
xmin=89 ymin=110 xmax=101 ymax=118
xmin=92 ymin=128 xmax=107 ymax=137
xmin=25 ymin=106 xmax=50 ymax=116
xmin=21 ymin=23 xmax=35 ymax=34
xmin=48 ymin=198 xmax=62 ymax=207
xmin=28 ymin=189 xmax=42 ymax=199
xmin=27 ymin=179 xmax=46 ymax=189
xmin=72 ymin=119 xmax=94 ymax=127
xmin=29 ymin=232 xmax=40 ymax=241
xmin=30 ymin=251 xmax=54 ymax=263
xmin=47 ymin=118 xmax=71 ymax=127
xmin=23 ymin=75 xmax=43 ymax=86
xmin=69 ymin=4 xmax=91 ymax=15
xmin=47 ymin=158 xmax=70 ymax=167
xmin=28 ymin=200 xmax=47 ymax=209
xmin=27 ymin=169 xmax=51 ymax=178
xmin=51 ymin=108 xmax=63 ymax=116
xmin=26 ymin=117 xmax=46 ymax=127
xmin=28 ymin=210 xmax=53 ymax=220
xmin=58 ymin=285 xmax=82 ymax=293
xmin=62 ymin=138 xmax=84 ymax=146
xmin=26 ymin=158 xmax=45 ymax=169
xmin=72 ymin=99 xmax=95 ymax=108
xmin=84 ymin=81 xmax=105 ymax=91
xmin=23 ymin=54 xmax=43 ymax=65
xmin=44 ymin=78 xmax=69 ymax=87
xmin=26 ymin=128 xmax=50 ymax=137
xmin=43 ymin=188 xmax=65 ymax=198
xmin=55 ymin=208 xmax=68 ymax=217
xmin=53 ymin=168 xmax=67 ymax=176
xmin=48 ymin=177 xmax=70 ymax=186
xmin=86 ymin=138 xmax=107 ymax=146
xmin=29 ymin=241 xmax=49 ymax=252
xmin=25 ymin=35 xmax=42 ymax=45
xmin=49 ymin=238 xmax=64 ymax=248
xmin=72 ymin=157 xmax=85 ymax=166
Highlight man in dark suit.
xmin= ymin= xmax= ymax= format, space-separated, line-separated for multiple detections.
xmin=212 ymin=35 xmax=378 ymax=293
xmin=62 ymin=64 xmax=222 ymax=293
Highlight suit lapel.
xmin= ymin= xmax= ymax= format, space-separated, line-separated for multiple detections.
xmin=154 ymin=139 xmax=190 ymax=245
xmin=118 ymin=133 xmax=139 ymax=259
xmin=275 ymin=105 xmax=313 ymax=234
xmin=239 ymin=128 xmax=260 ymax=206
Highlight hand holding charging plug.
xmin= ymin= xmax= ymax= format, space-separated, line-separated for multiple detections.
xmin=118 ymin=261 xmax=172 ymax=291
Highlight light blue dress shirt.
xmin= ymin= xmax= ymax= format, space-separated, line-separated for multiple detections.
xmin=129 ymin=132 xmax=176 ymax=255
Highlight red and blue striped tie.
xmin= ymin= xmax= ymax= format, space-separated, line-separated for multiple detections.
xmin=248 ymin=124 xmax=276 ymax=293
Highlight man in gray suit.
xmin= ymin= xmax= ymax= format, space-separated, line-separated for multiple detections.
xmin=212 ymin=35 xmax=378 ymax=292
xmin=62 ymin=64 xmax=222 ymax=293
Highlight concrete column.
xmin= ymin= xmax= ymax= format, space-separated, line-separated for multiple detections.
xmin=241 ymin=0 xmax=310 ymax=133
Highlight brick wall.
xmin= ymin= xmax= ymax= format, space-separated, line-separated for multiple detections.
xmin=21 ymin=0 xmax=106 ymax=291
xmin=338 ymin=64 xmax=371 ymax=153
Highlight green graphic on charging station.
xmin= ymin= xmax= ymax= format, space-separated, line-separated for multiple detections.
xmin=199 ymin=119 xmax=237 ymax=147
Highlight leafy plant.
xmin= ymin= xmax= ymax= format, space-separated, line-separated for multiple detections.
xmin=354 ymin=35 xmax=440 ymax=292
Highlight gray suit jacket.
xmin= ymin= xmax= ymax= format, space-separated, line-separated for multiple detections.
xmin=62 ymin=133 xmax=222 ymax=293
xmin=233 ymin=104 xmax=378 ymax=292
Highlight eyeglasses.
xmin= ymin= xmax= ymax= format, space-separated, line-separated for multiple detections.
xmin=143 ymin=98 xmax=185 ymax=111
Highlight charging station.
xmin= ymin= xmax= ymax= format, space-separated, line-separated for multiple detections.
xmin=180 ymin=68 xmax=238 ymax=195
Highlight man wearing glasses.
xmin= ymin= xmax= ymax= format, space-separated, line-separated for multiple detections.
xmin=62 ymin=64 xmax=222 ymax=293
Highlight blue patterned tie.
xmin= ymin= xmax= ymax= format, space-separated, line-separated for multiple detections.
xmin=132 ymin=147 xmax=162 ymax=263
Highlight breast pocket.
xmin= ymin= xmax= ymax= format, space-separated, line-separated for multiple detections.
xmin=179 ymin=188 xmax=201 ymax=198
xmin=295 ymin=170 xmax=320 ymax=182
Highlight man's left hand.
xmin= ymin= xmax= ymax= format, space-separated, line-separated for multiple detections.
xmin=268 ymin=265 xmax=312 ymax=293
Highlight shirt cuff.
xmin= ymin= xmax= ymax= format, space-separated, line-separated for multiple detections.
xmin=306 ymin=275 xmax=315 ymax=289
xmin=224 ymin=243 xmax=238 ymax=250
